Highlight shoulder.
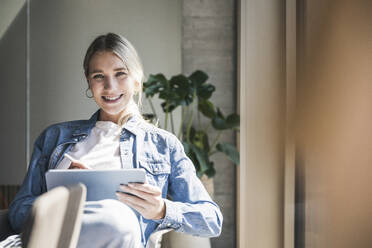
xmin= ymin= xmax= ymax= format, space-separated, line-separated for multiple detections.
xmin=35 ymin=118 xmax=94 ymax=148
xmin=42 ymin=119 xmax=90 ymax=135
xmin=136 ymin=120 xmax=181 ymax=149
xmin=39 ymin=110 xmax=99 ymax=139
xmin=44 ymin=119 xmax=92 ymax=132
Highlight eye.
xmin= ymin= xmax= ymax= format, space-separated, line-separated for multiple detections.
xmin=116 ymin=71 xmax=127 ymax=78
xmin=92 ymin=74 xmax=104 ymax=80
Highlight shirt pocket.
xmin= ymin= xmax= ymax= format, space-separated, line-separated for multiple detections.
xmin=138 ymin=159 xmax=171 ymax=190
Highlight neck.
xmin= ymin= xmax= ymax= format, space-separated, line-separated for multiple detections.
xmin=98 ymin=110 xmax=121 ymax=123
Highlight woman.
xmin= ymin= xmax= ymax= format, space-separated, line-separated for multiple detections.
xmin=7 ymin=33 xmax=222 ymax=247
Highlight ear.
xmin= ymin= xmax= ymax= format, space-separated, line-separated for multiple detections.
xmin=134 ymin=81 xmax=141 ymax=93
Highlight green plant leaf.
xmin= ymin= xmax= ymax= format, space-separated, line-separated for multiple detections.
xmin=153 ymin=73 xmax=168 ymax=83
xmin=169 ymin=75 xmax=193 ymax=106
xmin=160 ymin=102 xmax=177 ymax=113
xmin=192 ymin=130 xmax=210 ymax=152
xmin=216 ymin=108 xmax=225 ymax=118
xmin=188 ymin=126 xmax=196 ymax=142
xmin=212 ymin=108 xmax=230 ymax=130
xmin=197 ymin=83 xmax=215 ymax=99
xmin=212 ymin=116 xmax=227 ymax=130
xmin=204 ymin=163 xmax=216 ymax=178
xmin=183 ymin=141 xmax=210 ymax=174
xmin=216 ymin=143 xmax=240 ymax=165
xmin=189 ymin=143 xmax=210 ymax=173
xmin=158 ymin=90 xmax=172 ymax=100
xmin=226 ymin=113 xmax=240 ymax=128
xmin=189 ymin=70 xmax=208 ymax=86
xmin=169 ymin=75 xmax=189 ymax=92
xmin=198 ymin=99 xmax=216 ymax=118
xmin=182 ymin=141 xmax=190 ymax=154
xmin=143 ymin=74 xmax=167 ymax=97
xmin=182 ymin=142 xmax=200 ymax=172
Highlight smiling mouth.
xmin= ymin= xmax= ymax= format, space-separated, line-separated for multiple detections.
xmin=102 ymin=94 xmax=123 ymax=103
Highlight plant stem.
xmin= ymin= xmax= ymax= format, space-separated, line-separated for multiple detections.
xmin=164 ymin=110 xmax=168 ymax=130
xmin=148 ymin=98 xmax=158 ymax=123
xmin=197 ymin=101 xmax=201 ymax=128
xmin=178 ymin=107 xmax=185 ymax=140
xmin=209 ymin=130 xmax=222 ymax=156
xmin=170 ymin=111 xmax=175 ymax=134
xmin=164 ymin=99 xmax=172 ymax=130
xmin=186 ymin=91 xmax=197 ymax=143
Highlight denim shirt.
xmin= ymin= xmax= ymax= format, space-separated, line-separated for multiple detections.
xmin=8 ymin=110 xmax=223 ymax=245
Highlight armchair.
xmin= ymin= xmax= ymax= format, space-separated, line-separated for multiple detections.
xmin=0 ymin=185 xmax=170 ymax=248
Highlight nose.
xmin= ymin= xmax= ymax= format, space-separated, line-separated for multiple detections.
xmin=104 ymin=75 xmax=116 ymax=90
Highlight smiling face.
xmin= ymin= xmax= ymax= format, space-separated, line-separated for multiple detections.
xmin=87 ymin=51 xmax=138 ymax=123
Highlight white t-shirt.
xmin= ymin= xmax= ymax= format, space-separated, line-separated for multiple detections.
xmin=57 ymin=121 xmax=122 ymax=170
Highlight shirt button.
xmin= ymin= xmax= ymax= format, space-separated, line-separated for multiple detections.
xmin=73 ymin=138 xmax=78 ymax=142
xmin=166 ymin=223 xmax=171 ymax=227
xmin=124 ymin=151 xmax=128 ymax=155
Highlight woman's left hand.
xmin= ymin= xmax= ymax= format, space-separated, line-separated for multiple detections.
xmin=116 ymin=183 xmax=166 ymax=220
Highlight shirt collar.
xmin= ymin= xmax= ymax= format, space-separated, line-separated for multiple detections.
xmin=71 ymin=109 xmax=100 ymax=137
xmin=72 ymin=110 xmax=142 ymax=137
xmin=121 ymin=115 xmax=141 ymax=136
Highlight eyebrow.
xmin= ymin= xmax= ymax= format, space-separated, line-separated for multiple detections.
xmin=90 ymin=67 xmax=127 ymax=74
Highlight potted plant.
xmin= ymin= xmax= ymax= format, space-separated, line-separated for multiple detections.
xmin=143 ymin=70 xmax=239 ymax=182
xmin=143 ymin=70 xmax=239 ymax=247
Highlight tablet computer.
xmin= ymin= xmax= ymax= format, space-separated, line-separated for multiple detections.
xmin=45 ymin=169 xmax=146 ymax=201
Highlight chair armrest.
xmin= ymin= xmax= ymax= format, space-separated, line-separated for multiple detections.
xmin=0 ymin=209 xmax=16 ymax=241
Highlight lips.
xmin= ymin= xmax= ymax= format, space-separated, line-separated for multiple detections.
xmin=102 ymin=94 xmax=123 ymax=103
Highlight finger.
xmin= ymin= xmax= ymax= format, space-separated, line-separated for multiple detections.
xmin=116 ymin=192 xmax=146 ymax=210
xmin=121 ymin=200 xmax=144 ymax=214
xmin=69 ymin=163 xmax=85 ymax=169
xmin=119 ymin=185 xmax=156 ymax=202
xmin=117 ymin=197 xmax=144 ymax=213
xmin=127 ymin=183 xmax=162 ymax=195
xmin=69 ymin=161 xmax=89 ymax=169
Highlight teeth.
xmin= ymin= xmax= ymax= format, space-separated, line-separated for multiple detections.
xmin=103 ymin=95 xmax=121 ymax=101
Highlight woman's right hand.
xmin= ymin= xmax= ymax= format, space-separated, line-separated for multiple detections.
xmin=68 ymin=161 xmax=90 ymax=169
xmin=65 ymin=153 xmax=91 ymax=169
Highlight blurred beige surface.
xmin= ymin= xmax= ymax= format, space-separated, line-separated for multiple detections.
xmin=297 ymin=1 xmax=372 ymax=247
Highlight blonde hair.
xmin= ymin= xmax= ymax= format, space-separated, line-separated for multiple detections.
xmin=83 ymin=33 xmax=144 ymax=126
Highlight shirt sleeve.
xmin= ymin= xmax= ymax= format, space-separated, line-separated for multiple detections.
xmin=155 ymin=135 xmax=223 ymax=237
xmin=8 ymin=132 xmax=47 ymax=233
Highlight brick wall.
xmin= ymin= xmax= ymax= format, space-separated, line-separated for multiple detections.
xmin=182 ymin=1 xmax=237 ymax=247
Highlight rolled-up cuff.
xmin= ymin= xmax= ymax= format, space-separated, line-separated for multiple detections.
xmin=154 ymin=199 xmax=182 ymax=230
